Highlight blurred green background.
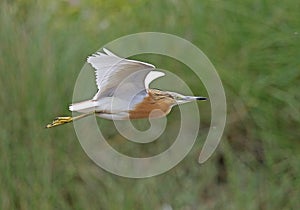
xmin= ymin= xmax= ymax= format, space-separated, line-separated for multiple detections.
xmin=1 ymin=0 xmax=299 ymax=209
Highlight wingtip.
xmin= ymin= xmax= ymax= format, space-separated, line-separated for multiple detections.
xmin=103 ymin=48 xmax=117 ymax=56
xmin=87 ymin=52 xmax=101 ymax=63
xmin=144 ymin=71 xmax=166 ymax=88
xmin=157 ymin=71 xmax=165 ymax=76
xmin=87 ymin=48 xmax=115 ymax=63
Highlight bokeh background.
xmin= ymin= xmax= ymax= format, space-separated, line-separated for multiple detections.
xmin=1 ymin=0 xmax=299 ymax=209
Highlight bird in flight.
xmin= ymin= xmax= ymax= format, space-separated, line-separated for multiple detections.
xmin=46 ymin=49 xmax=207 ymax=128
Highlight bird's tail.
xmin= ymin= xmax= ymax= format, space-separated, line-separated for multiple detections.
xmin=69 ymin=100 xmax=97 ymax=113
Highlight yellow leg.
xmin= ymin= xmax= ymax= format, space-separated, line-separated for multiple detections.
xmin=46 ymin=112 xmax=94 ymax=128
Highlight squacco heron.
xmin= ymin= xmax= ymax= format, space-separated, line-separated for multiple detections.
xmin=46 ymin=49 xmax=207 ymax=128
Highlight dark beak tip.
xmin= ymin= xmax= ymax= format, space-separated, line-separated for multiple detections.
xmin=196 ymin=97 xmax=208 ymax=101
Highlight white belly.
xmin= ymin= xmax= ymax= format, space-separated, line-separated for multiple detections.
xmin=96 ymin=112 xmax=130 ymax=120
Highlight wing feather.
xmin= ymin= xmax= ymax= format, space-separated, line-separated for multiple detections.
xmin=87 ymin=49 xmax=164 ymax=100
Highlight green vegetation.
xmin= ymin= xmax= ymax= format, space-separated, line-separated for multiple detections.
xmin=1 ymin=0 xmax=299 ymax=209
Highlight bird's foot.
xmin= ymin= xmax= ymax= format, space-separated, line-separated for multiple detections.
xmin=46 ymin=116 xmax=73 ymax=128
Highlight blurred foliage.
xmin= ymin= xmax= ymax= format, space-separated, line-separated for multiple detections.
xmin=0 ymin=0 xmax=300 ymax=209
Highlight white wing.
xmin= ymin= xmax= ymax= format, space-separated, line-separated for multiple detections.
xmin=87 ymin=48 xmax=164 ymax=100
xmin=145 ymin=71 xmax=165 ymax=88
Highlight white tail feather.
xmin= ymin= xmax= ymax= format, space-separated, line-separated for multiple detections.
xmin=69 ymin=100 xmax=97 ymax=113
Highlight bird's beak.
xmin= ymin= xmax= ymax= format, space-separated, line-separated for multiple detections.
xmin=175 ymin=96 xmax=208 ymax=105
xmin=196 ymin=96 xmax=208 ymax=101
xmin=185 ymin=96 xmax=208 ymax=101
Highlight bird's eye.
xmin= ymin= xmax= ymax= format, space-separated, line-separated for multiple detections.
xmin=168 ymin=94 xmax=175 ymax=99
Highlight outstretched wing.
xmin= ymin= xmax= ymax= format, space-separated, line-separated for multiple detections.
xmin=87 ymin=48 xmax=165 ymax=100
